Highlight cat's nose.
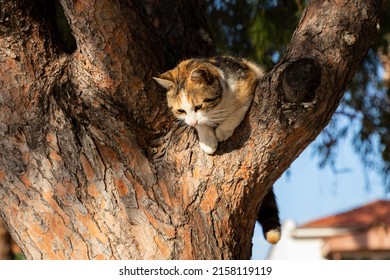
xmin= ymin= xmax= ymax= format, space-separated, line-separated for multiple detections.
xmin=188 ymin=119 xmax=198 ymax=126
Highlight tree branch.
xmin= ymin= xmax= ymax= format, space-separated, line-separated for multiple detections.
xmin=157 ymin=0 xmax=385 ymax=258
xmin=0 ymin=0 xmax=386 ymax=260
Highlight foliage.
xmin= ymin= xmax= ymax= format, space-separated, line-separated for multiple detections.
xmin=206 ymin=0 xmax=390 ymax=190
xmin=206 ymin=0 xmax=305 ymax=68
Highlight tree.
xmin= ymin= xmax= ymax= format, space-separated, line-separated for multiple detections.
xmin=0 ymin=220 xmax=12 ymax=259
xmin=0 ymin=0 xmax=385 ymax=259
xmin=208 ymin=0 xmax=390 ymax=190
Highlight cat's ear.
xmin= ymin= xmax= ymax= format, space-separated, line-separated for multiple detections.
xmin=153 ymin=73 xmax=175 ymax=90
xmin=190 ymin=67 xmax=215 ymax=85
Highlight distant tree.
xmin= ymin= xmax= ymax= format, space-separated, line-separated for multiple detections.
xmin=0 ymin=0 xmax=385 ymax=259
xmin=207 ymin=0 xmax=390 ymax=190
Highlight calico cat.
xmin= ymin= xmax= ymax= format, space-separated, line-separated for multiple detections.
xmin=153 ymin=56 xmax=262 ymax=154
xmin=154 ymin=56 xmax=281 ymax=244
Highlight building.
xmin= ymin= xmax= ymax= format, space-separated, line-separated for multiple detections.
xmin=267 ymin=200 xmax=390 ymax=260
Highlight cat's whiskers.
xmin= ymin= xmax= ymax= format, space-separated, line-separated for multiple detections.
xmin=198 ymin=117 xmax=225 ymax=127
xmin=200 ymin=108 xmax=231 ymax=126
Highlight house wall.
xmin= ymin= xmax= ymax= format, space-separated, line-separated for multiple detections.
xmin=267 ymin=219 xmax=325 ymax=260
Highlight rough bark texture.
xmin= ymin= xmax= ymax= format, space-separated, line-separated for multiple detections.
xmin=0 ymin=219 xmax=12 ymax=259
xmin=0 ymin=0 xmax=385 ymax=259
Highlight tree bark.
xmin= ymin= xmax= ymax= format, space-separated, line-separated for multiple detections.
xmin=0 ymin=0 xmax=385 ymax=259
xmin=0 ymin=219 xmax=12 ymax=259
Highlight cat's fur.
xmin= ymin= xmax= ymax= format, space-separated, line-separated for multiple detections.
xmin=154 ymin=56 xmax=262 ymax=154
xmin=154 ymin=56 xmax=281 ymax=244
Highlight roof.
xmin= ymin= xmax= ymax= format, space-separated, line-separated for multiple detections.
xmin=299 ymin=200 xmax=390 ymax=229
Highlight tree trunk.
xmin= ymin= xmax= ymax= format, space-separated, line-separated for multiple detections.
xmin=0 ymin=219 xmax=12 ymax=259
xmin=0 ymin=0 xmax=384 ymax=259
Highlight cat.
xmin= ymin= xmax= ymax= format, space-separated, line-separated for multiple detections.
xmin=153 ymin=56 xmax=262 ymax=155
xmin=154 ymin=56 xmax=281 ymax=244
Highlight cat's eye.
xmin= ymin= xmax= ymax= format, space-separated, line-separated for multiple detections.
xmin=194 ymin=105 xmax=202 ymax=112
xmin=204 ymin=97 xmax=218 ymax=103
xmin=177 ymin=109 xmax=186 ymax=114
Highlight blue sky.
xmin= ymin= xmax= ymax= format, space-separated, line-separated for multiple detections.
xmin=251 ymin=132 xmax=389 ymax=259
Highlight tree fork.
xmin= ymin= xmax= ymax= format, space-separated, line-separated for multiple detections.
xmin=0 ymin=0 xmax=386 ymax=259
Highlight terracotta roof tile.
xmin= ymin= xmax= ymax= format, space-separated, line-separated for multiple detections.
xmin=299 ymin=200 xmax=390 ymax=229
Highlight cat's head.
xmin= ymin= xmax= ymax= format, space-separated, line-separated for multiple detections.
xmin=153 ymin=60 xmax=225 ymax=127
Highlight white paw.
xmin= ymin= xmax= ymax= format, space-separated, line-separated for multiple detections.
xmin=199 ymin=139 xmax=218 ymax=155
xmin=215 ymin=127 xmax=234 ymax=142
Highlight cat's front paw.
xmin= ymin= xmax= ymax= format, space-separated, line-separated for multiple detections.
xmin=199 ymin=138 xmax=218 ymax=155
xmin=215 ymin=127 xmax=234 ymax=142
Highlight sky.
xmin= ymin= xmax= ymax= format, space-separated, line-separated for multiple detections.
xmin=251 ymin=132 xmax=389 ymax=260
